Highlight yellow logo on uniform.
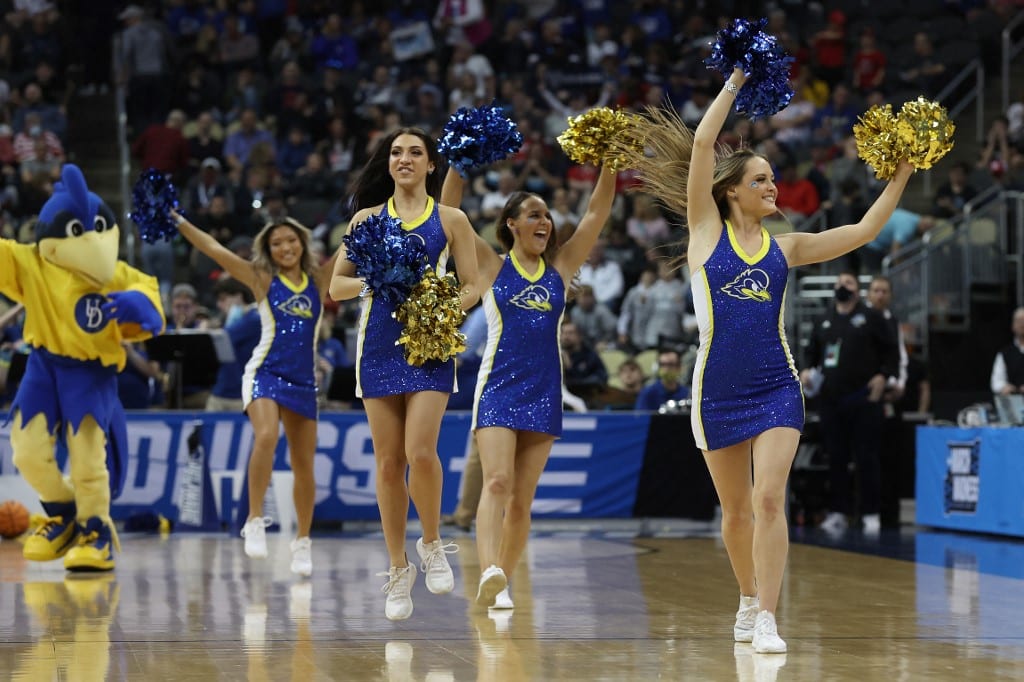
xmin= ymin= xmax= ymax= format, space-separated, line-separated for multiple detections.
xmin=278 ymin=294 xmax=314 ymax=318
xmin=511 ymin=284 xmax=553 ymax=311
xmin=721 ymin=268 xmax=771 ymax=302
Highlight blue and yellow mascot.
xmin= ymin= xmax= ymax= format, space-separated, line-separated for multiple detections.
xmin=0 ymin=164 xmax=165 ymax=571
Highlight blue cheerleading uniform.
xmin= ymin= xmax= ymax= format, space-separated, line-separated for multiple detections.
xmin=242 ymin=271 xmax=321 ymax=420
xmin=689 ymin=222 xmax=803 ymax=451
xmin=473 ymin=252 xmax=565 ymax=437
xmin=355 ymin=197 xmax=456 ymax=398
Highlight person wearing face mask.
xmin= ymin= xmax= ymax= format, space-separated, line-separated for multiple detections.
xmin=800 ymin=270 xmax=899 ymax=534
xmin=635 ymin=348 xmax=690 ymax=411
xmin=205 ymin=277 xmax=261 ymax=413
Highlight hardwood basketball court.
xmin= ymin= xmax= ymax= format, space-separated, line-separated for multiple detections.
xmin=1 ymin=522 xmax=1022 ymax=680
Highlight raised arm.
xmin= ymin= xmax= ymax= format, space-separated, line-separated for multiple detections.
xmin=170 ymin=210 xmax=266 ymax=298
xmin=777 ymin=161 xmax=915 ymax=267
xmin=553 ymin=165 xmax=615 ymax=279
xmin=687 ymin=67 xmax=746 ymax=230
xmin=442 ymin=166 xmax=503 ymax=284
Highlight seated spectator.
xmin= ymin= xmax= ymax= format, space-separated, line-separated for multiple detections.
xmin=548 ymin=186 xmax=580 ymax=232
xmin=898 ymin=32 xmax=947 ymax=98
xmin=12 ymin=112 xmax=63 ymax=164
xmin=812 ymin=83 xmax=859 ymax=146
xmin=131 ymin=109 xmax=191 ymax=183
xmin=769 ymin=87 xmax=816 ymax=153
xmin=13 ymin=82 xmax=67 ymax=141
xmin=617 ymin=265 xmax=657 ymax=352
xmin=932 ymin=161 xmax=978 ymax=220
xmin=218 ymin=12 xmax=261 ymax=77
xmin=616 ymin=358 xmax=646 ymax=400
xmin=223 ymin=107 xmax=275 ymax=173
xmin=164 ymin=283 xmax=213 ymax=408
xmin=774 ymin=160 xmax=821 ymax=222
xmin=186 ymin=111 xmax=224 ymax=174
xmin=643 ymin=261 xmax=691 ymax=347
xmin=570 ymin=284 xmax=618 ymax=349
xmin=626 ymin=193 xmax=671 ymax=249
xmin=19 ymin=138 xmax=61 ymax=214
xmin=118 ymin=341 xmax=163 ymax=410
xmin=175 ymin=58 xmax=223 ymax=120
xmin=561 ymin=320 xmax=608 ymax=402
xmin=810 ymin=9 xmax=848 ymax=88
xmin=991 ymin=307 xmax=1024 ymax=395
xmin=206 ymin=277 xmax=261 ymax=412
xmin=635 ymin=348 xmax=690 ymax=411
xmin=860 ymin=208 xmax=937 ymax=272
xmin=316 ymin=115 xmax=359 ymax=190
xmin=851 ymin=28 xmax=886 ymax=96
xmin=479 ymin=167 xmax=518 ymax=221
xmin=578 ymin=239 xmax=625 ymax=312
xmin=183 ymin=157 xmax=234 ymax=216
xmin=276 ymin=124 xmax=314 ymax=180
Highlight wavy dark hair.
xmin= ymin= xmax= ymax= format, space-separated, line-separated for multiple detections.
xmin=349 ymin=127 xmax=442 ymax=212
xmin=493 ymin=191 xmax=559 ymax=262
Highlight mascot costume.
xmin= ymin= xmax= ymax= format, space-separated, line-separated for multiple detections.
xmin=1 ymin=164 xmax=164 ymax=571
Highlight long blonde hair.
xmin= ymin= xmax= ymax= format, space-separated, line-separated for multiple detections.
xmin=614 ymin=107 xmax=768 ymax=263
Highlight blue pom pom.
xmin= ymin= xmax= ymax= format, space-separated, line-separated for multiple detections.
xmin=704 ymin=17 xmax=795 ymax=119
xmin=130 ymin=169 xmax=182 ymax=243
xmin=342 ymin=213 xmax=428 ymax=304
xmin=438 ymin=104 xmax=523 ymax=176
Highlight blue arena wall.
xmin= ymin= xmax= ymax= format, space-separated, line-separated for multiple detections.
xmin=1 ymin=411 xmax=714 ymax=525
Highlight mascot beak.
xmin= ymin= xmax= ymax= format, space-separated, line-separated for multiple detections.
xmin=38 ymin=224 xmax=121 ymax=286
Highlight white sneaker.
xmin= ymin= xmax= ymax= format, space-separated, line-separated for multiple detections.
xmin=416 ymin=537 xmax=457 ymax=594
xmin=241 ymin=517 xmax=273 ymax=558
xmin=734 ymin=594 xmax=759 ymax=642
xmin=862 ymin=513 xmax=881 ymax=534
xmin=378 ymin=564 xmax=417 ymax=621
xmin=290 ymin=537 xmax=313 ymax=577
xmin=490 ymin=586 xmax=514 ymax=610
xmin=819 ymin=511 xmax=847 ymax=533
xmin=752 ymin=611 xmax=787 ymax=654
xmin=476 ymin=565 xmax=507 ymax=606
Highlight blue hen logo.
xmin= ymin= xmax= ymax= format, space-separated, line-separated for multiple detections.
xmin=721 ymin=268 xmax=771 ymax=302
xmin=277 ymin=294 xmax=314 ymax=318
xmin=510 ymin=284 xmax=553 ymax=312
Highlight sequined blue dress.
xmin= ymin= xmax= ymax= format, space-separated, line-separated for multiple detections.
xmin=355 ymin=197 xmax=457 ymax=398
xmin=689 ymin=222 xmax=803 ymax=450
xmin=473 ymin=252 xmax=565 ymax=436
xmin=242 ymin=271 xmax=321 ymax=420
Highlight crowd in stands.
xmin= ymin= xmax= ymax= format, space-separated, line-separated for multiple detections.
xmin=1 ymin=0 xmax=1023 ymax=412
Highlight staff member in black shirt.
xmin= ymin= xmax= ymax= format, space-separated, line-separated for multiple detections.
xmin=801 ymin=271 xmax=899 ymax=534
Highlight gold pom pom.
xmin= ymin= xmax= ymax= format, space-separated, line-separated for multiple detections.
xmin=557 ymin=106 xmax=643 ymax=171
xmin=853 ymin=103 xmax=901 ymax=180
xmin=895 ymin=97 xmax=955 ymax=171
xmin=394 ymin=266 xmax=467 ymax=367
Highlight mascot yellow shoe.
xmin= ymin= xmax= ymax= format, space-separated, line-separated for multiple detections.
xmin=1 ymin=164 xmax=165 ymax=572
xmin=22 ymin=501 xmax=80 ymax=561
xmin=64 ymin=517 xmax=117 ymax=571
